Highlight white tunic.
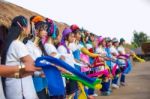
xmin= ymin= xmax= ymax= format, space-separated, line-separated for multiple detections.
xmin=68 ymin=42 xmax=83 ymax=52
xmin=117 ymin=45 xmax=126 ymax=66
xmin=0 ymin=77 xmax=5 ymax=99
xmin=5 ymin=40 xmax=38 ymax=99
xmin=110 ymin=46 xmax=119 ymax=68
xmin=44 ymin=43 xmax=61 ymax=58
xmin=96 ymin=46 xmax=107 ymax=70
xmin=44 ymin=43 xmax=66 ymax=87
xmin=0 ymin=56 xmax=5 ymax=99
xmin=26 ymin=41 xmax=42 ymax=61
xmin=110 ymin=46 xmax=119 ymax=60
xmin=57 ymin=45 xmax=75 ymax=68
xmin=96 ymin=46 xmax=107 ymax=57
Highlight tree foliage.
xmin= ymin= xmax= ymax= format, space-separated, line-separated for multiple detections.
xmin=132 ymin=31 xmax=149 ymax=48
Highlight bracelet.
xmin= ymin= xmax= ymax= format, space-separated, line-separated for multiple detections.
xmin=14 ymin=64 xmax=25 ymax=78
xmin=19 ymin=64 xmax=25 ymax=73
xmin=14 ymin=72 xmax=20 ymax=79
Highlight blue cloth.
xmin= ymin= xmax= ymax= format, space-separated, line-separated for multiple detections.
xmin=35 ymin=63 xmax=65 ymax=96
xmin=112 ymin=76 xmax=119 ymax=84
xmin=105 ymin=47 xmax=112 ymax=69
xmin=33 ymin=77 xmax=47 ymax=92
xmin=73 ymin=50 xmax=81 ymax=71
xmin=101 ymin=80 xmax=110 ymax=92
xmin=123 ymin=59 xmax=132 ymax=74
xmin=35 ymin=56 xmax=96 ymax=84
xmin=74 ymin=64 xmax=81 ymax=71
xmin=73 ymin=49 xmax=81 ymax=61
xmin=120 ymin=74 xmax=125 ymax=83
xmin=74 ymin=92 xmax=78 ymax=99
xmin=88 ymin=88 xmax=94 ymax=95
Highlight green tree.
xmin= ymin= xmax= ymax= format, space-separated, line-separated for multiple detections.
xmin=132 ymin=31 xmax=149 ymax=48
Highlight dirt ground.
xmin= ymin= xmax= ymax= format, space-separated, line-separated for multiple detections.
xmin=96 ymin=62 xmax=150 ymax=99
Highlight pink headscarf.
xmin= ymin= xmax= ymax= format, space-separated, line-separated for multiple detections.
xmin=97 ymin=36 xmax=104 ymax=44
xmin=96 ymin=36 xmax=104 ymax=47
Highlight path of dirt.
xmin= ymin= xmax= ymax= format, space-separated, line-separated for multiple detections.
xmin=96 ymin=62 xmax=150 ymax=99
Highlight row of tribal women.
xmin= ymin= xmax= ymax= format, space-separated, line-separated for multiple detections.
xmin=0 ymin=15 xmax=132 ymax=99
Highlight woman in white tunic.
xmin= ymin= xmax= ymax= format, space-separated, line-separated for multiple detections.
xmin=1 ymin=16 xmax=38 ymax=99
xmin=57 ymin=28 xmax=78 ymax=98
xmin=26 ymin=16 xmax=49 ymax=99
xmin=44 ymin=19 xmax=70 ymax=99
xmin=110 ymin=38 xmax=120 ymax=89
xmin=117 ymin=38 xmax=127 ymax=86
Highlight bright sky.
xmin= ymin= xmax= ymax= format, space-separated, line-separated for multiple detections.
xmin=6 ymin=0 xmax=150 ymax=43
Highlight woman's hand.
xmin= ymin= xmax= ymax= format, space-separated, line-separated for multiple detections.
xmin=20 ymin=65 xmax=42 ymax=77
xmin=60 ymin=55 xmax=65 ymax=60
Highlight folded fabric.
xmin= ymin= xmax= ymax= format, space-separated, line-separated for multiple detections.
xmin=35 ymin=56 xmax=99 ymax=84
xmin=81 ymin=47 xmax=99 ymax=58
xmin=87 ymin=69 xmax=110 ymax=78
xmin=62 ymin=74 xmax=102 ymax=89
xmin=37 ymin=64 xmax=65 ymax=96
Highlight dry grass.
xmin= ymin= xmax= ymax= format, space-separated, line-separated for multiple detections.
xmin=0 ymin=0 xmax=67 ymax=33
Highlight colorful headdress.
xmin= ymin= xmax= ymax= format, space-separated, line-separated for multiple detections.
xmin=46 ymin=18 xmax=58 ymax=39
xmin=70 ymin=24 xmax=80 ymax=32
xmin=60 ymin=28 xmax=72 ymax=53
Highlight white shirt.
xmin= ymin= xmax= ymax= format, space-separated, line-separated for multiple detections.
xmin=118 ymin=45 xmax=126 ymax=55
xmin=26 ymin=41 xmax=42 ymax=61
xmin=0 ymin=77 xmax=5 ymax=99
xmin=110 ymin=46 xmax=119 ymax=59
xmin=68 ymin=42 xmax=83 ymax=52
xmin=5 ymin=40 xmax=38 ymax=99
xmin=86 ymin=43 xmax=93 ymax=50
xmin=26 ymin=41 xmax=44 ymax=77
xmin=96 ymin=46 xmax=107 ymax=56
xmin=57 ymin=45 xmax=75 ymax=68
xmin=110 ymin=46 xmax=119 ymax=68
xmin=96 ymin=46 xmax=106 ymax=70
xmin=44 ymin=43 xmax=61 ymax=58
xmin=0 ymin=56 xmax=5 ymax=99
xmin=117 ymin=45 xmax=126 ymax=66
xmin=44 ymin=43 xmax=66 ymax=87
xmin=68 ymin=42 xmax=88 ymax=66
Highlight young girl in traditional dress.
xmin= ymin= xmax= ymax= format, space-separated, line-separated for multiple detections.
xmin=26 ymin=16 xmax=49 ymax=99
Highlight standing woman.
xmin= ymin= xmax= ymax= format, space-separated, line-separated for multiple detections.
xmin=44 ymin=18 xmax=69 ymax=99
xmin=44 ymin=18 xmax=63 ymax=59
xmin=69 ymin=24 xmax=82 ymax=62
xmin=110 ymin=38 xmax=120 ymax=89
xmin=102 ymin=37 xmax=113 ymax=96
xmin=0 ymin=24 xmax=8 ymax=99
xmin=26 ymin=16 xmax=49 ymax=99
xmin=57 ymin=28 xmax=78 ymax=99
xmin=1 ymin=16 xmax=38 ymax=99
xmin=96 ymin=36 xmax=112 ymax=96
xmin=117 ymin=38 xmax=130 ymax=86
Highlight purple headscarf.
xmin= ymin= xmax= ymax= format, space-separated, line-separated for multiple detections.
xmin=59 ymin=28 xmax=72 ymax=53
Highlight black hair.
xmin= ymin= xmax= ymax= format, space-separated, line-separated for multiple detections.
xmin=73 ymin=29 xmax=81 ymax=36
xmin=35 ymin=21 xmax=47 ymax=32
xmin=39 ymin=41 xmax=48 ymax=56
xmin=0 ymin=25 xmax=8 ymax=56
xmin=34 ymin=21 xmax=48 ymax=56
xmin=1 ymin=15 xmax=28 ymax=64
